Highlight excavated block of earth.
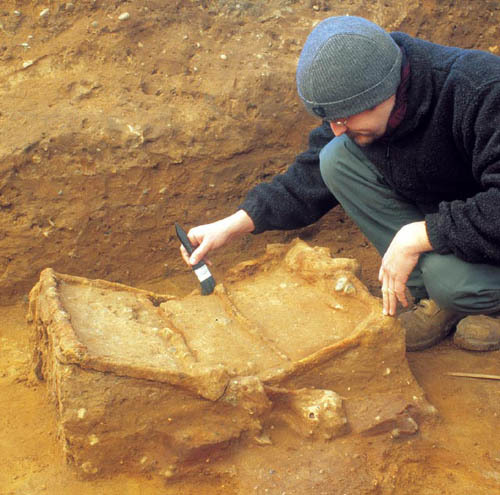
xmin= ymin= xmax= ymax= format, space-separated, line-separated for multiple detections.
xmin=28 ymin=239 xmax=435 ymax=479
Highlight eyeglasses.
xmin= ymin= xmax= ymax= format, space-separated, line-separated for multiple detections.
xmin=331 ymin=118 xmax=348 ymax=126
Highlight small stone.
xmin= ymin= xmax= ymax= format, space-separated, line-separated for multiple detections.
xmin=162 ymin=465 xmax=177 ymax=478
xmin=39 ymin=8 xmax=50 ymax=17
xmin=14 ymin=10 xmax=21 ymax=16
xmin=20 ymin=43 xmax=30 ymax=48
xmin=343 ymin=283 xmax=356 ymax=295
xmin=220 ymin=54 xmax=228 ymax=60
xmin=77 ymin=408 xmax=87 ymax=419
xmin=425 ymin=404 xmax=438 ymax=415
xmin=334 ymin=276 xmax=347 ymax=292
xmin=91 ymin=21 xmax=99 ymax=28
xmin=391 ymin=428 xmax=401 ymax=439
xmin=383 ymin=367 xmax=391 ymax=376
xmin=88 ymin=434 xmax=99 ymax=446
xmin=22 ymin=60 xmax=33 ymax=69
xmin=254 ymin=432 xmax=273 ymax=445
xmin=118 ymin=12 xmax=130 ymax=21
xmin=81 ymin=462 xmax=98 ymax=474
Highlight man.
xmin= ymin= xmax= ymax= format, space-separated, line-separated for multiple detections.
xmin=180 ymin=16 xmax=500 ymax=352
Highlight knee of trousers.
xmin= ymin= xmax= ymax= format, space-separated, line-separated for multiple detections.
xmin=421 ymin=254 xmax=500 ymax=314
xmin=319 ymin=137 xmax=357 ymax=196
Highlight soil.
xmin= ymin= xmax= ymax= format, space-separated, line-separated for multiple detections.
xmin=2 ymin=240 xmax=500 ymax=494
xmin=1 ymin=1 xmax=500 ymax=494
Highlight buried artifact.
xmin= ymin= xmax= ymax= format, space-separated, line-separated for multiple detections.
xmin=28 ymin=239 xmax=434 ymax=479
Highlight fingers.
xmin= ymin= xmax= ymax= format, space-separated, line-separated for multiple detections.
xmin=190 ymin=245 xmax=212 ymax=266
xmin=178 ymin=215 xmax=245 ymax=268
xmin=380 ymin=278 xmax=409 ymax=316
xmin=377 ymin=225 xmax=424 ymax=316
xmin=178 ymin=225 xmax=215 ymax=266
xmin=381 ymin=277 xmax=397 ymax=316
xmin=395 ymin=285 xmax=408 ymax=308
xmin=379 ymin=265 xmax=409 ymax=316
xmin=180 ymin=244 xmax=191 ymax=265
xmin=179 ymin=227 xmax=204 ymax=265
xmin=179 ymin=243 xmax=203 ymax=267
xmin=187 ymin=244 xmax=202 ymax=265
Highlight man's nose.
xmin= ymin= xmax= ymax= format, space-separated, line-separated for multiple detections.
xmin=329 ymin=121 xmax=347 ymax=136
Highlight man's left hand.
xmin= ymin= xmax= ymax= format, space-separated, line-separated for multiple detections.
xmin=378 ymin=221 xmax=432 ymax=316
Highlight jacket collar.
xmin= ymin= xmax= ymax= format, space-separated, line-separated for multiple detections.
xmin=387 ymin=32 xmax=434 ymax=139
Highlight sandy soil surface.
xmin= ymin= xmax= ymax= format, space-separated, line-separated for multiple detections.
xmin=1 ymin=1 xmax=499 ymax=493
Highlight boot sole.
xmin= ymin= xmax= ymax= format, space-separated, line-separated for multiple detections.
xmin=453 ymin=335 xmax=500 ymax=352
xmin=406 ymin=334 xmax=449 ymax=352
xmin=406 ymin=317 xmax=462 ymax=352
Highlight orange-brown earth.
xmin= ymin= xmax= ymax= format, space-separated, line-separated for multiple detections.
xmin=1 ymin=1 xmax=499 ymax=494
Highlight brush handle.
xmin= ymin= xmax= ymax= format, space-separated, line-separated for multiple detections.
xmin=175 ymin=222 xmax=207 ymax=269
xmin=175 ymin=222 xmax=215 ymax=295
xmin=175 ymin=223 xmax=195 ymax=257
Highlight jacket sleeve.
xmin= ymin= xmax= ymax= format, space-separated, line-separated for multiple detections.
xmin=239 ymin=121 xmax=338 ymax=234
xmin=425 ymin=81 xmax=500 ymax=263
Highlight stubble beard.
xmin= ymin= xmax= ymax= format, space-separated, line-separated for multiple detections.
xmin=347 ymin=130 xmax=383 ymax=147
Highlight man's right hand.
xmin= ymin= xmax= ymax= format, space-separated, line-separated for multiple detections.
xmin=179 ymin=210 xmax=255 ymax=266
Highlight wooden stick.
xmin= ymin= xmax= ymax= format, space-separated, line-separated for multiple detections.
xmin=447 ymin=372 xmax=500 ymax=381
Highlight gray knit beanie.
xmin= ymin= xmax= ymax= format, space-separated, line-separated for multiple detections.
xmin=296 ymin=16 xmax=402 ymax=121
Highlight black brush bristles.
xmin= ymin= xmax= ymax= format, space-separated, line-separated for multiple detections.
xmin=175 ymin=223 xmax=216 ymax=295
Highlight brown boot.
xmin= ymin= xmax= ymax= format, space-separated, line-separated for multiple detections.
xmin=398 ymin=299 xmax=463 ymax=351
xmin=454 ymin=315 xmax=500 ymax=351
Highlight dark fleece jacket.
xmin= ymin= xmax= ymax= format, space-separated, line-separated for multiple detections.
xmin=239 ymin=32 xmax=500 ymax=264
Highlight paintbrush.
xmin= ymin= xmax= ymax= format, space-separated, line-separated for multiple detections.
xmin=175 ymin=222 xmax=216 ymax=295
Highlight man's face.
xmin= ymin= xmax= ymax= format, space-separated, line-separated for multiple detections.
xmin=328 ymin=95 xmax=396 ymax=146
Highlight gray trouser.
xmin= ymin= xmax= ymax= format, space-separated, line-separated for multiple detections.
xmin=319 ymin=134 xmax=500 ymax=315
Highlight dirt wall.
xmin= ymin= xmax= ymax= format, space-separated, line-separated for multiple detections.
xmin=1 ymin=0 xmax=499 ymax=303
